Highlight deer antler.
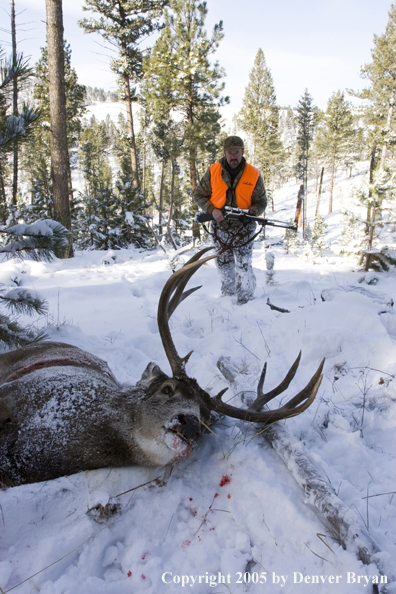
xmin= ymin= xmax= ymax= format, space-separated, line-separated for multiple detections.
xmin=158 ymin=247 xmax=216 ymax=377
xmin=158 ymin=248 xmax=324 ymax=424
xmin=209 ymin=353 xmax=324 ymax=424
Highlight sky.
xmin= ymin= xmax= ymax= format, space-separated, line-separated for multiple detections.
xmin=0 ymin=0 xmax=394 ymax=122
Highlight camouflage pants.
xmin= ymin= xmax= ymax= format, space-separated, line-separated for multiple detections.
xmin=211 ymin=220 xmax=257 ymax=304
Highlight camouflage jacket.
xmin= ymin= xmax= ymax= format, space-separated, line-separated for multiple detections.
xmin=193 ymin=157 xmax=267 ymax=217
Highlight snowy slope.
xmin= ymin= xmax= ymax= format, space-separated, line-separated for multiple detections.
xmin=1 ymin=167 xmax=396 ymax=594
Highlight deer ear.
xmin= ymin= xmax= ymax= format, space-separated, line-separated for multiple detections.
xmin=137 ymin=362 xmax=168 ymax=389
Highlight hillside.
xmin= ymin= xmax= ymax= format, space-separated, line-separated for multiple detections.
xmin=0 ymin=166 xmax=396 ymax=594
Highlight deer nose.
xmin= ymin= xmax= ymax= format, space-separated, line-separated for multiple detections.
xmin=177 ymin=414 xmax=201 ymax=440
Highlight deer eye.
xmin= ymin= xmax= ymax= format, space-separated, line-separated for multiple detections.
xmin=162 ymin=385 xmax=173 ymax=396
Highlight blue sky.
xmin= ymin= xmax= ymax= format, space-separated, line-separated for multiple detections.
xmin=0 ymin=0 xmax=394 ymax=120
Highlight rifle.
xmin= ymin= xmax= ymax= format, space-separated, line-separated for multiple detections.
xmin=195 ymin=206 xmax=297 ymax=231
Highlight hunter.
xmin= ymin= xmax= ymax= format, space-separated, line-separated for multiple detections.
xmin=193 ymin=136 xmax=267 ymax=305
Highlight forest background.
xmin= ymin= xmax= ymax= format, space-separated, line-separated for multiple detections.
xmin=1 ymin=0 xmax=396 ymax=288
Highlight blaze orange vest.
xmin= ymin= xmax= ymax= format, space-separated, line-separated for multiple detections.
xmin=209 ymin=162 xmax=260 ymax=210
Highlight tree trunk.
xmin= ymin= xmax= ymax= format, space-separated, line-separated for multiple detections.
xmin=190 ymin=149 xmax=200 ymax=242
xmin=302 ymin=161 xmax=307 ymax=237
xmin=45 ymin=0 xmax=72 ymax=257
xmin=315 ymin=166 xmax=324 ymax=218
xmin=294 ymin=184 xmax=304 ymax=228
xmin=11 ymin=0 xmax=18 ymax=207
xmin=167 ymin=158 xmax=177 ymax=250
xmin=0 ymin=159 xmax=7 ymax=222
xmin=142 ymin=137 xmax=146 ymax=195
xmin=187 ymin=96 xmax=199 ymax=241
xmin=158 ymin=160 xmax=165 ymax=235
xmin=364 ymin=143 xmax=378 ymax=271
xmin=364 ymin=209 xmax=376 ymax=272
xmin=123 ymin=74 xmax=139 ymax=187
xmin=67 ymin=159 xmax=73 ymax=212
xmin=380 ymin=89 xmax=395 ymax=167
xmin=263 ymin=422 xmax=396 ymax=583
xmin=328 ymin=148 xmax=336 ymax=213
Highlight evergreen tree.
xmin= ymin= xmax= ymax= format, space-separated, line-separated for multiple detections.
xmin=310 ymin=213 xmax=328 ymax=256
xmin=77 ymin=116 xmax=124 ymax=249
xmin=34 ymin=44 xmax=86 ymax=152
xmin=0 ymin=218 xmax=70 ymax=348
xmin=237 ymin=48 xmax=283 ymax=192
xmin=315 ymin=91 xmax=355 ymax=213
xmin=22 ymin=43 xmax=86 ymax=224
xmin=140 ymin=62 xmax=185 ymax=245
xmin=295 ymin=89 xmax=316 ymax=235
xmin=112 ymin=117 xmax=153 ymax=248
xmin=356 ymin=4 xmax=396 ymax=166
xmin=278 ymin=107 xmax=298 ymax=183
xmin=0 ymin=47 xmax=37 ymax=223
xmin=143 ymin=0 xmax=228 ymax=199
xmin=20 ymin=124 xmax=53 ymax=223
xmin=351 ymin=5 xmax=396 ymax=270
xmin=79 ymin=0 xmax=168 ymax=186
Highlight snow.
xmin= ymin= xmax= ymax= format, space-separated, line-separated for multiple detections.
xmin=5 ymin=220 xmax=63 ymax=237
xmin=1 ymin=165 xmax=396 ymax=594
xmin=85 ymin=101 xmax=129 ymax=125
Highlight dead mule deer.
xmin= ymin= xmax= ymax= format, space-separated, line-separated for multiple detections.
xmin=0 ymin=249 xmax=324 ymax=486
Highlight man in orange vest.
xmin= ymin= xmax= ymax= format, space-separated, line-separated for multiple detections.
xmin=193 ymin=136 xmax=267 ymax=305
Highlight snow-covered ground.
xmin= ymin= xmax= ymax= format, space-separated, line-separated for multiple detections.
xmin=1 ymin=166 xmax=396 ymax=594
xmin=85 ymin=101 xmax=128 ymax=124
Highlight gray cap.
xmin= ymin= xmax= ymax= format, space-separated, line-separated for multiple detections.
xmin=224 ymin=135 xmax=244 ymax=150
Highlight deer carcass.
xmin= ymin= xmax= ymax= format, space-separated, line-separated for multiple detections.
xmin=0 ymin=249 xmax=324 ymax=487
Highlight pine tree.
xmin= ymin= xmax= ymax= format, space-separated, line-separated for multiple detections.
xmin=20 ymin=124 xmax=54 ymax=223
xmin=0 ymin=218 xmax=71 ymax=347
xmin=311 ymin=213 xmax=328 ymax=256
xmin=140 ymin=61 xmax=184 ymax=245
xmin=113 ymin=119 xmax=153 ymax=249
xmin=356 ymin=5 xmax=396 ymax=166
xmin=237 ymin=49 xmax=282 ymax=192
xmin=77 ymin=116 xmax=124 ymax=250
xmin=295 ymin=89 xmax=316 ymax=235
xmin=79 ymin=0 xmax=168 ymax=187
xmin=278 ymin=107 xmax=298 ymax=183
xmin=314 ymin=91 xmax=355 ymax=213
xmin=22 ymin=43 xmax=86 ymax=224
xmin=144 ymin=0 xmax=227 ymax=196
xmin=351 ymin=5 xmax=396 ymax=270
xmin=34 ymin=44 xmax=86 ymax=151
xmin=0 ymin=47 xmax=37 ymax=223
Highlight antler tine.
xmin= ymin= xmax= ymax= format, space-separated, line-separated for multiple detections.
xmin=208 ymin=356 xmax=325 ymax=424
xmin=167 ymin=247 xmax=214 ymax=318
xmin=249 ymin=351 xmax=302 ymax=412
xmin=279 ymin=357 xmax=325 ymax=411
xmin=158 ymin=248 xmax=216 ymax=377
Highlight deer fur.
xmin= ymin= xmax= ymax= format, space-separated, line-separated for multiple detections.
xmin=0 ymin=342 xmax=210 ymax=487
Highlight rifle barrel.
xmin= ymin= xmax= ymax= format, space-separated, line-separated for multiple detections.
xmin=195 ymin=211 xmax=296 ymax=231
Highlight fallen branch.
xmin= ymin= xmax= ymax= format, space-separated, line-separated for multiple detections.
xmin=263 ymin=421 xmax=396 ymax=587
xmin=266 ymin=298 xmax=290 ymax=313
